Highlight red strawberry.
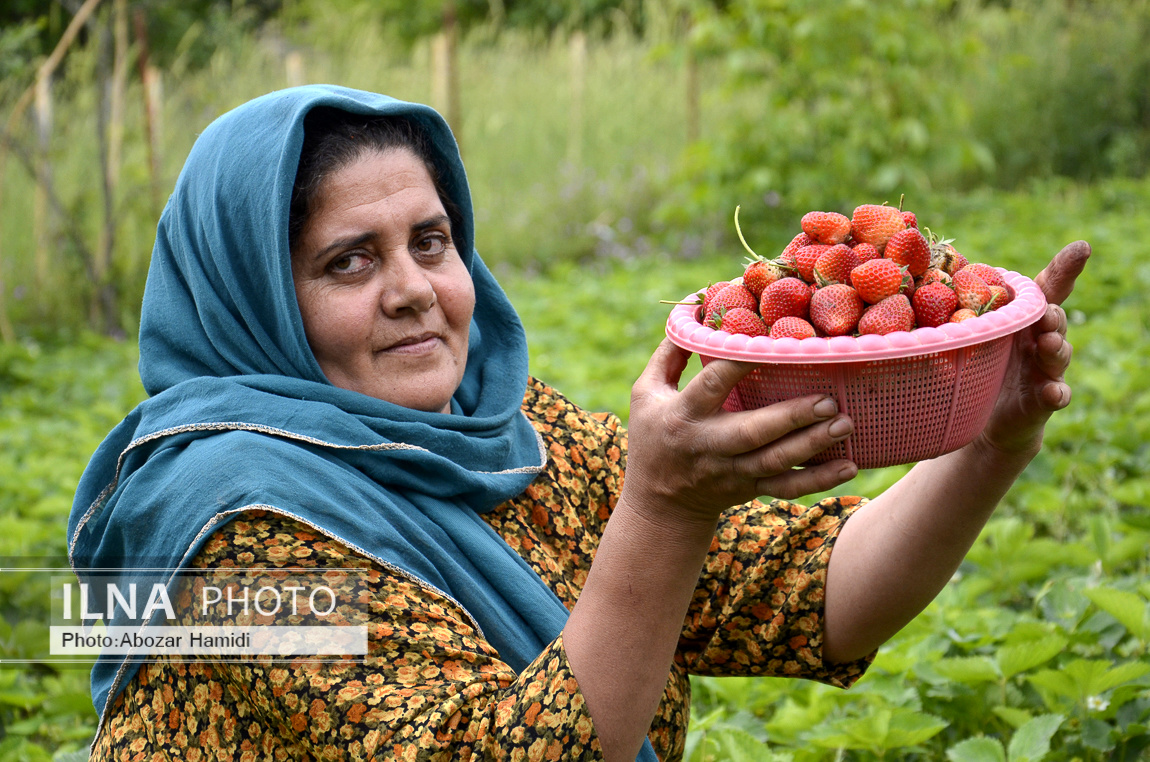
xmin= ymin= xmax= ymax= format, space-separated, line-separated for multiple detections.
xmin=700 ymin=281 xmax=732 ymax=321
xmin=801 ymin=211 xmax=852 ymax=245
xmin=769 ymin=316 xmax=816 ymax=339
xmin=962 ymin=263 xmax=1006 ymax=288
xmin=987 ymin=284 xmax=1011 ymax=309
xmin=902 ymin=210 xmax=918 ymax=229
xmin=850 ymin=204 xmax=906 ymax=252
xmin=953 ymin=269 xmax=992 ymax=312
xmin=919 ymin=267 xmax=952 ymax=287
xmin=809 ymin=284 xmax=865 ymax=336
xmin=743 ymin=258 xmax=794 ymax=299
xmin=714 ymin=307 xmax=768 ymax=337
xmin=759 ymin=277 xmax=812 ymax=327
xmin=949 ymin=308 xmax=979 ymax=323
xmin=794 ymin=244 xmax=831 ymax=283
xmin=858 ymin=294 xmax=915 ymax=335
xmin=704 ymin=283 xmax=757 ymax=327
xmin=884 ymin=227 xmax=931 ymax=277
xmin=912 ymin=282 xmax=959 ymax=328
xmin=779 ymin=232 xmax=813 ymax=263
xmin=851 ymin=242 xmax=882 ymax=264
xmin=850 ymin=258 xmax=907 ymax=304
xmin=814 ymin=244 xmax=859 ymax=286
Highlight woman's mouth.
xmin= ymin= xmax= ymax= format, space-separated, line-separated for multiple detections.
xmin=381 ymin=333 xmax=441 ymax=354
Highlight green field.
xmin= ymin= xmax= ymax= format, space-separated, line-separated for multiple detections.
xmin=3 ymin=2 xmax=1150 ymax=759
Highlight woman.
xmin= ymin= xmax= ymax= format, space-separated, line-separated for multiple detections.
xmin=69 ymin=85 xmax=1087 ymax=761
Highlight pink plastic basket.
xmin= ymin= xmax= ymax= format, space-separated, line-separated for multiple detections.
xmin=665 ymin=269 xmax=1048 ymax=469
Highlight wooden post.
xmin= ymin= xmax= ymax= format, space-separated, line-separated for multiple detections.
xmin=33 ymin=74 xmax=53 ymax=296
xmin=568 ymin=30 xmax=586 ymax=168
xmin=134 ymin=7 xmax=163 ymax=214
xmin=285 ymin=51 xmax=305 ymax=87
xmin=0 ymin=0 xmax=104 ymax=339
xmin=684 ymin=13 xmax=700 ymax=144
xmin=430 ymin=2 xmax=461 ymax=152
xmin=108 ymin=0 xmax=128 ymax=189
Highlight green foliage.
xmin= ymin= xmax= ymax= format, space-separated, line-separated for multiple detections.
xmin=670 ymin=0 xmax=1150 ymax=233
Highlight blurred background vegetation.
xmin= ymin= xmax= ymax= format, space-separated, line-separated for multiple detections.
xmin=2 ymin=0 xmax=1150 ymax=760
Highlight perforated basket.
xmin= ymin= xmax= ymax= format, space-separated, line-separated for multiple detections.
xmin=665 ymin=270 xmax=1048 ymax=469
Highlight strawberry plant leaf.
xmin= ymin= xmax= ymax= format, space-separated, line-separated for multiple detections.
xmin=1007 ymin=713 xmax=1064 ymax=762
xmin=946 ymin=736 xmax=1006 ymax=762
xmin=935 ymin=656 xmax=1001 ymax=685
xmin=992 ymin=706 xmax=1034 ymax=730
xmin=997 ymin=636 xmax=1070 ymax=680
xmin=1083 ymin=587 xmax=1150 ymax=642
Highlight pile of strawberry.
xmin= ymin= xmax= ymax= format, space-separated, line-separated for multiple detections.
xmin=698 ymin=204 xmax=1013 ymax=339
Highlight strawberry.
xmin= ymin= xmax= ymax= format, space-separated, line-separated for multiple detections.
xmin=704 ymin=283 xmax=757 ymax=327
xmin=700 ymin=281 xmax=731 ymax=320
xmin=962 ymin=263 xmax=1006 ymax=288
xmin=809 ymin=284 xmax=864 ymax=336
xmin=850 ymin=204 xmax=906 ymax=252
xmin=952 ymin=269 xmax=992 ymax=313
xmin=794 ymin=244 xmax=831 ymax=283
xmin=851 ymin=242 xmax=882 ymax=264
xmin=814 ymin=244 xmax=858 ymax=286
xmin=743 ymin=258 xmax=794 ymax=299
xmin=850 ymin=258 xmax=907 ymax=304
xmin=858 ymin=294 xmax=915 ymax=335
xmin=801 ymin=211 xmax=852 ymax=245
xmin=884 ymin=227 xmax=931 ymax=277
xmin=902 ymin=210 xmax=918 ymax=229
xmin=919 ymin=267 xmax=952 ymax=288
xmin=759 ymin=277 xmax=812 ymax=328
xmin=928 ymin=238 xmax=968 ymax=276
xmin=949 ymin=308 xmax=979 ymax=323
xmin=987 ymin=284 xmax=1011 ymax=310
xmin=714 ymin=307 xmax=768 ymax=337
xmin=912 ymin=282 xmax=959 ymax=328
xmin=779 ymin=232 xmax=813 ymax=263
xmin=769 ymin=316 xmax=816 ymax=339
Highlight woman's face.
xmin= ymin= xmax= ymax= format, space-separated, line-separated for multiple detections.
xmin=291 ymin=148 xmax=474 ymax=413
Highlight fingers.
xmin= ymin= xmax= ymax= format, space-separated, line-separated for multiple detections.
xmin=676 ymin=357 xmax=761 ymax=421
xmin=1034 ymin=240 xmax=1091 ymax=306
xmin=755 ymin=459 xmax=859 ymax=501
xmin=733 ymin=410 xmax=854 ymax=473
xmin=634 ymin=339 xmax=692 ymax=395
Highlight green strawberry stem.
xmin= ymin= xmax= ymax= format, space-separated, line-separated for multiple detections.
xmin=733 ymin=205 xmax=760 ymax=260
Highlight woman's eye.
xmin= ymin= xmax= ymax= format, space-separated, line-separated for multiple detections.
xmin=330 ymin=253 xmax=369 ymax=273
xmin=414 ymin=233 xmax=448 ymax=256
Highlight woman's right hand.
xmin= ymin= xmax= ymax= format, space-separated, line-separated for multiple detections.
xmin=621 ymin=338 xmax=859 ymax=528
xmin=564 ymin=338 xmax=860 ymax=761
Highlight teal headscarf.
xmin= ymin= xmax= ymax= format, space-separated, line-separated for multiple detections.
xmin=69 ymin=86 xmax=656 ymax=760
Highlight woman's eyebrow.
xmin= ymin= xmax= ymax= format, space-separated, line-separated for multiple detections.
xmin=413 ymin=215 xmax=451 ymax=232
xmin=312 ymin=231 xmax=375 ymax=261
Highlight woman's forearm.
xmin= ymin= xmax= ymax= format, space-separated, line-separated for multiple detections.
xmin=822 ymin=435 xmax=1038 ymax=663
xmin=561 ymin=495 xmax=717 ymax=762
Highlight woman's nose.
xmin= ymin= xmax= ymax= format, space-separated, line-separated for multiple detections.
xmin=379 ymin=252 xmax=436 ymax=316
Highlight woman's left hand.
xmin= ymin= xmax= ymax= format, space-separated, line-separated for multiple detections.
xmin=978 ymin=240 xmax=1091 ymax=456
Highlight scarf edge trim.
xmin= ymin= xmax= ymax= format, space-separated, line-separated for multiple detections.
xmin=70 ymin=418 xmax=548 ymax=568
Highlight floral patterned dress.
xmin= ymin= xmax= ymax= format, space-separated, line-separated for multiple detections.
xmin=91 ymin=379 xmax=872 ymax=761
